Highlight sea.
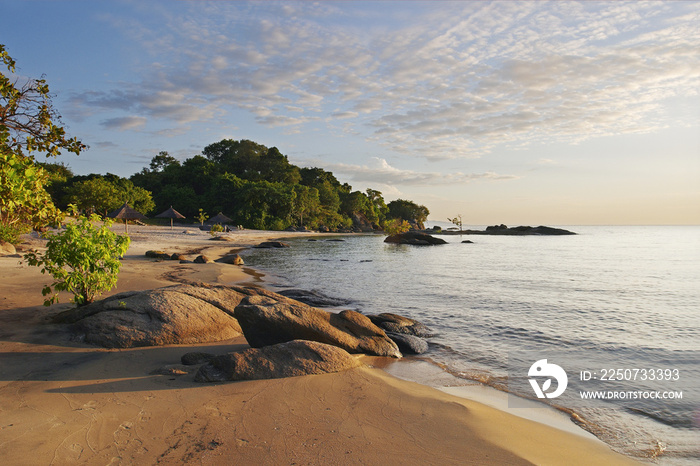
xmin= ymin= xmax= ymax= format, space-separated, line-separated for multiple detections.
xmin=241 ymin=225 xmax=700 ymax=464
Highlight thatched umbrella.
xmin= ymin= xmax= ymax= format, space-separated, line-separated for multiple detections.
xmin=155 ymin=206 xmax=186 ymax=230
xmin=205 ymin=212 xmax=232 ymax=225
xmin=107 ymin=203 xmax=146 ymax=233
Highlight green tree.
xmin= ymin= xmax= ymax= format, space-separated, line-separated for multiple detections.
xmin=1 ymin=45 xmax=85 ymax=243
xmin=64 ymin=174 xmax=154 ymax=216
xmin=65 ymin=177 xmax=121 ymax=216
xmin=24 ymin=209 xmax=130 ymax=306
xmin=387 ymin=199 xmax=430 ymax=228
xmin=195 ymin=208 xmax=209 ymax=226
xmin=292 ymin=185 xmax=320 ymax=228
xmin=0 ymin=151 xmax=61 ymax=242
xmin=448 ymin=214 xmax=464 ymax=233
xmin=149 ymin=151 xmax=179 ymax=172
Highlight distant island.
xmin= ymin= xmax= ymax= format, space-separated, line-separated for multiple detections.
xmin=434 ymin=224 xmax=576 ymax=236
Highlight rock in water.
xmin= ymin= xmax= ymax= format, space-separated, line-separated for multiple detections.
xmin=386 ymin=332 xmax=429 ymax=354
xmin=195 ymin=340 xmax=362 ymax=382
xmin=384 ymin=231 xmax=447 ymax=245
xmin=367 ymin=312 xmax=435 ymax=337
xmin=253 ymin=241 xmax=290 ymax=248
xmin=234 ymin=295 xmax=402 ymax=358
xmin=52 ymin=284 xmax=284 ymax=348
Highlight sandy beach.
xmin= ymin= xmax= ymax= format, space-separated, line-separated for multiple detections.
xmin=0 ymin=225 xmax=639 ymax=465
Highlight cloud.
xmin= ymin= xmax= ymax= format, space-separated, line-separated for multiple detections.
xmin=100 ymin=116 xmax=147 ymax=131
xmin=325 ymin=158 xmax=518 ymax=186
xmin=79 ymin=2 xmax=699 ymax=161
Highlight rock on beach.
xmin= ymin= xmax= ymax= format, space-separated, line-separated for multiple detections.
xmin=194 ymin=340 xmax=362 ymax=382
xmin=234 ymin=294 xmax=402 ymax=358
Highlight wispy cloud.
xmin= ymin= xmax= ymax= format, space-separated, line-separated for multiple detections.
xmin=75 ymin=1 xmax=699 ymax=158
xmin=100 ymin=116 xmax=147 ymax=131
xmin=324 ymin=157 xmax=518 ymax=187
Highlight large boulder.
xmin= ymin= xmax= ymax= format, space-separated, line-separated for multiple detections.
xmin=384 ymin=231 xmax=447 ymax=245
xmin=52 ymin=284 xmax=282 ymax=348
xmin=234 ymin=295 xmax=402 ymax=358
xmin=194 ymin=340 xmax=362 ymax=382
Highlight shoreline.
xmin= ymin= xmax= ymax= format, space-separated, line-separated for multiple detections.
xmin=0 ymin=225 xmax=640 ymax=464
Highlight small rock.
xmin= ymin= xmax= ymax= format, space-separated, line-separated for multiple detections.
xmin=0 ymin=241 xmax=17 ymax=256
xmin=145 ymin=250 xmax=171 ymax=259
xmin=181 ymin=352 xmax=216 ymax=365
xmin=461 ymin=240 xmax=474 ymax=244
xmin=194 ymin=255 xmax=213 ymax=263
xmin=150 ymin=364 xmax=192 ymax=376
xmin=215 ymin=254 xmax=244 ymax=265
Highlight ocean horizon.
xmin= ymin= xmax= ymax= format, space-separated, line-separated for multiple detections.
xmin=243 ymin=224 xmax=700 ymax=464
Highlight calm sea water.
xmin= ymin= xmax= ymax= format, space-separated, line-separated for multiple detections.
xmin=243 ymin=225 xmax=700 ymax=463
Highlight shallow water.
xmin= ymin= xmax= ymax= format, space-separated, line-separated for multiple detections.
xmin=243 ymin=225 xmax=700 ymax=463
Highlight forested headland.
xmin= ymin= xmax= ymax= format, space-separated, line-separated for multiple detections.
xmin=42 ymin=139 xmax=429 ymax=232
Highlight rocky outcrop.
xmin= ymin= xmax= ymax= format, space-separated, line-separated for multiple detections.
xmin=234 ymin=295 xmax=402 ymax=358
xmin=351 ymin=212 xmax=375 ymax=232
xmin=384 ymin=231 xmax=447 ymax=246
xmin=277 ymin=288 xmax=350 ymax=307
xmin=52 ymin=284 xmax=283 ymax=348
xmin=447 ymin=225 xmax=576 ymax=236
xmin=194 ymin=340 xmax=362 ymax=382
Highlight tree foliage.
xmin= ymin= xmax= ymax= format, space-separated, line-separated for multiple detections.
xmin=1 ymin=44 xmax=86 ymax=243
xmin=388 ymin=199 xmax=430 ymax=228
xmin=123 ymin=140 xmax=430 ymax=231
xmin=63 ymin=174 xmax=154 ymax=216
xmin=24 ymin=209 xmax=130 ymax=306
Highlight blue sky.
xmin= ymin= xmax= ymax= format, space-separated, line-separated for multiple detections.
xmin=2 ymin=1 xmax=698 ymax=224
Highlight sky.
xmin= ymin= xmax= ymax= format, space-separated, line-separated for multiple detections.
xmin=1 ymin=0 xmax=699 ymax=225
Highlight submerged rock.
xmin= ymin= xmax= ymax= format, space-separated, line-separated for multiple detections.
xmin=195 ymin=340 xmax=362 ymax=382
xmin=234 ymin=295 xmax=402 ymax=358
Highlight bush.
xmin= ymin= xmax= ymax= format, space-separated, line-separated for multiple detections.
xmin=383 ymin=219 xmax=411 ymax=236
xmin=24 ymin=211 xmax=130 ymax=306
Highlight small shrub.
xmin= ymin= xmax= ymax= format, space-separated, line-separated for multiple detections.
xmin=24 ymin=210 xmax=130 ymax=306
xmin=383 ymin=219 xmax=411 ymax=236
